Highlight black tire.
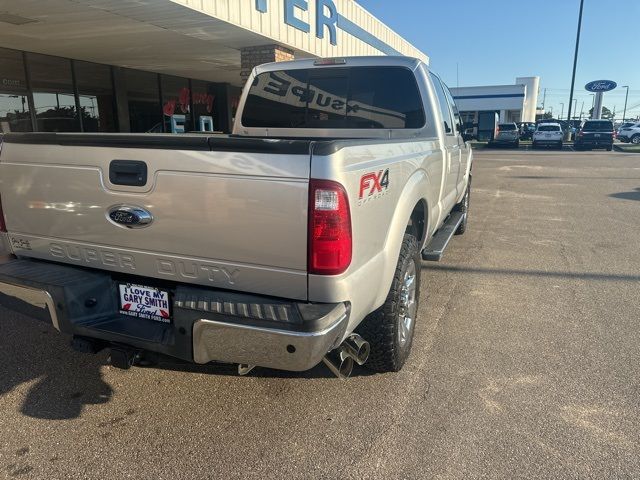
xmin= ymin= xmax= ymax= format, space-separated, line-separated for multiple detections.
xmin=631 ymin=135 xmax=640 ymax=145
xmin=606 ymin=145 xmax=613 ymax=152
xmin=357 ymin=235 xmax=421 ymax=373
xmin=514 ymin=141 xmax=520 ymax=149
xmin=454 ymin=180 xmax=471 ymax=235
xmin=532 ymin=142 xmax=537 ymax=150
xmin=558 ymin=142 xmax=563 ymax=150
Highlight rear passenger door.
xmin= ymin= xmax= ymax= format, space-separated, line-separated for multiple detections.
xmin=430 ymin=73 xmax=461 ymax=211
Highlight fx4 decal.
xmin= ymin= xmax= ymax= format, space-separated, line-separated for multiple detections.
xmin=358 ymin=169 xmax=390 ymax=205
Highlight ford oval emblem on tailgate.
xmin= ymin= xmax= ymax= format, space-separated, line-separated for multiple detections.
xmin=107 ymin=205 xmax=153 ymax=228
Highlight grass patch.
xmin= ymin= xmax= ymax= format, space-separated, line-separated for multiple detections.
xmin=614 ymin=144 xmax=640 ymax=153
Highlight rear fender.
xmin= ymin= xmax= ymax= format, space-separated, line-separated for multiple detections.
xmin=370 ymin=169 xmax=430 ymax=310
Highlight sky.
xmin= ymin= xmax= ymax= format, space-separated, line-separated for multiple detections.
xmin=356 ymin=0 xmax=640 ymax=120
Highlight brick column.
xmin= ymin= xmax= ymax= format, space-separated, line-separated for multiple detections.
xmin=240 ymin=44 xmax=294 ymax=84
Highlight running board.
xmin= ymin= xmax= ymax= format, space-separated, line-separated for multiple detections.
xmin=422 ymin=211 xmax=464 ymax=262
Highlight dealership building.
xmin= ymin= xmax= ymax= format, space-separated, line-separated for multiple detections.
xmin=450 ymin=76 xmax=541 ymax=125
xmin=0 ymin=0 xmax=427 ymax=135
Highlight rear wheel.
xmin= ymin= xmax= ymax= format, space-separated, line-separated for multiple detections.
xmin=357 ymin=235 xmax=421 ymax=373
xmin=532 ymin=142 xmax=537 ymax=150
xmin=606 ymin=145 xmax=613 ymax=151
xmin=631 ymin=135 xmax=640 ymax=145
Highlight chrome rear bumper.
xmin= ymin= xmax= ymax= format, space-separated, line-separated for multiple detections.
xmin=0 ymin=258 xmax=350 ymax=372
xmin=0 ymin=281 xmax=60 ymax=330
xmin=193 ymin=307 xmax=349 ymax=371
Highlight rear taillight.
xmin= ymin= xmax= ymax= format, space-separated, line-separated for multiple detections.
xmin=308 ymin=179 xmax=352 ymax=275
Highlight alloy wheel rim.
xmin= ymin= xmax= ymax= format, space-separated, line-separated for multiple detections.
xmin=398 ymin=261 xmax=417 ymax=348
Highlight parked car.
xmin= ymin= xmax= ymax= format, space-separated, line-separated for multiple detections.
xmin=518 ymin=122 xmax=536 ymax=140
xmin=0 ymin=56 xmax=473 ymax=378
xmin=617 ymin=122 xmax=640 ymax=144
xmin=574 ymin=120 xmax=615 ymax=151
xmin=489 ymin=122 xmax=520 ymax=148
xmin=616 ymin=122 xmax=636 ymax=136
xmin=532 ymin=123 xmax=563 ymax=149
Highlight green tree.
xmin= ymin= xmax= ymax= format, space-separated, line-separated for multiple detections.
xmin=588 ymin=106 xmax=613 ymax=119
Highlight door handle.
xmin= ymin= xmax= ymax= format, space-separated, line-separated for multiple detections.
xmin=109 ymin=160 xmax=148 ymax=187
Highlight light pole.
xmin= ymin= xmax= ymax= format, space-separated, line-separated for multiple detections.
xmin=566 ymin=0 xmax=585 ymax=140
xmin=622 ymin=86 xmax=630 ymax=122
xmin=572 ymin=98 xmax=578 ymax=119
xmin=560 ymin=102 xmax=565 ymax=119
xmin=580 ymin=100 xmax=584 ymax=120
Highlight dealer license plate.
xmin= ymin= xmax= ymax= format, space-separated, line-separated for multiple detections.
xmin=119 ymin=283 xmax=171 ymax=323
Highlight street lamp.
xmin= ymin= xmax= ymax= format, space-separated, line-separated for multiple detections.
xmin=566 ymin=0 xmax=585 ymax=140
xmin=621 ymin=86 xmax=630 ymax=122
xmin=560 ymin=102 xmax=565 ymax=119
xmin=572 ymin=98 xmax=578 ymax=119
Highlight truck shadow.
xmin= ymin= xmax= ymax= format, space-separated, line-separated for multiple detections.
xmin=609 ymin=188 xmax=640 ymax=202
xmin=0 ymin=297 xmax=113 ymax=420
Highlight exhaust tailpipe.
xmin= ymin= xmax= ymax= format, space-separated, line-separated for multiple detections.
xmin=323 ymin=334 xmax=370 ymax=378
xmin=342 ymin=334 xmax=370 ymax=365
xmin=323 ymin=347 xmax=354 ymax=379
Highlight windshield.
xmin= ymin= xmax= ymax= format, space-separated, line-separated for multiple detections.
xmin=538 ymin=125 xmax=561 ymax=132
xmin=242 ymin=66 xmax=426 ymax=130
xmin=498 ymin=124 xmax=517 ymax=131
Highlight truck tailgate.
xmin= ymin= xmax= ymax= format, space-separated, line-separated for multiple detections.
xmin=0 ymin=134 xmax=311 ymax=300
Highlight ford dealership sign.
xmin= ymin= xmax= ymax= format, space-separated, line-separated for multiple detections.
xmin=585 ymin=80 xmax=617 ymax=93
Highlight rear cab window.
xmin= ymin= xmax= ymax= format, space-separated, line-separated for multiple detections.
xmin=582 ymin=121 xmax=613 ymax=132
xmin=538 ymin=125 xmax=561 ymax=132
xmin=429 ymin=73 xmax=455 ymax=135
xmin=498 ymin=124 xmax=518 ymax=131
xmin=242 ymin=66 xmax=427 ymax=130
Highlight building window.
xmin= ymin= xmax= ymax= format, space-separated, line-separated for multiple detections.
xmin=126 ymin=69 xmax=162 ymax=133
xmin=27 ymin=53 xmax=80 ymax=132
xmin=191 ymin=80 xmax=216 ymax=132
xmin=0 ymin=48 xmax=31 ymax=133
xmin=161 ymin=75 xmax=192 ymax=133
xmin=74 ymin=60 xmax=117 ymax=132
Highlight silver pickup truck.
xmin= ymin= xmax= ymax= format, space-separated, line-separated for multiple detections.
xmin=0 ymin=56 xmax=472 ymax=378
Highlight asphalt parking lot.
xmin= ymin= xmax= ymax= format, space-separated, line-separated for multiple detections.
xmin=1 ymin=149 xmax=639 ymax=479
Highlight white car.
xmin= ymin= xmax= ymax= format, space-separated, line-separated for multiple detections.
xmin=617 ymin=123 xmax=640 ymax=144
xmin=532 ymin=123 xmax=563 ymax=149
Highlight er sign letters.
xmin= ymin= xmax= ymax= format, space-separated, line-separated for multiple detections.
xmin=585 ymin=80 xmax=617 ymax=93
xmin=257 ymin=0 xmax=339 ymax=46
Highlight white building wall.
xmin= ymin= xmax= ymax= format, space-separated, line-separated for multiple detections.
xmin=174 ymin=0 xmax=428 ymax=62
xmin=450 ymin=84 xmax=526 ymax=113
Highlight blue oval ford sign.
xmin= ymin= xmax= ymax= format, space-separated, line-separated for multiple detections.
xmin=585 ymin=80 xmax=617 ymax=93
xmin=108 ymin=205 xmax=153 ymax=228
